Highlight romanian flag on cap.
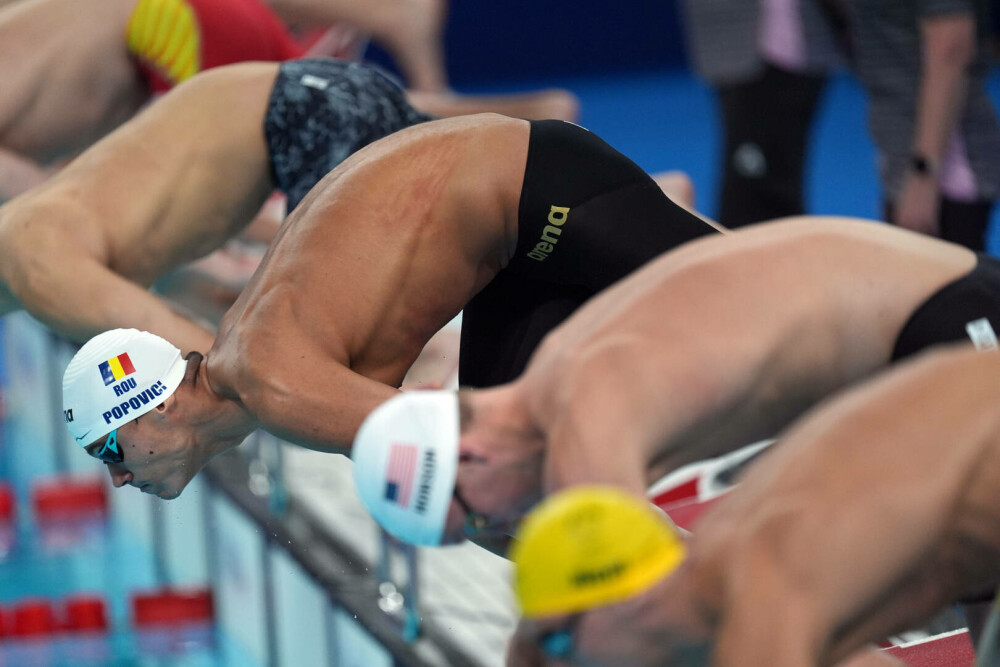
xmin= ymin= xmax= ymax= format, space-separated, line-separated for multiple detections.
xmin=99 ymin=353 xmax=136 ymax=386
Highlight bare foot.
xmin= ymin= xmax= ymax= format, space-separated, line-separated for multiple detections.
xmin=652 ymin=170 xmax=695 ymax=210
xmin=407 ymin=87 xmax=580 ymax=122
xmin=268 ymin=0 xmax=449 ymax=91
xmin=379 ymin=0 xmax=448 ymax=91
xmin=652 ymin=171 xmax=725 ymax=231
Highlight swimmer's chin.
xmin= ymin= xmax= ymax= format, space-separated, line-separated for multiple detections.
xmin=140 ymin=486 xmax=182 ymax=500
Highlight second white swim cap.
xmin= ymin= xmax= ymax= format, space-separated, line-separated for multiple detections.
xmin=352 ymin=391 xmax=460 ymax=546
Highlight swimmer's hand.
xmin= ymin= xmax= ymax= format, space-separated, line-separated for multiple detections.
xmin=836 ymin=649 xmax=907 ymax=667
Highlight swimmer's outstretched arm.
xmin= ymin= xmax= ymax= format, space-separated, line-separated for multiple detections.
xmin=0 ymin=63 xmax=280 ymax=353
xmin=696 ymin=344 xmax=1000 ymax=666
xmin=234 ymin=331 xmax=400 ymax=453
xmin=539 ymin=336 xmax=665 ymax=495
xmin=0 ymin=198 xmax=216 ymax=354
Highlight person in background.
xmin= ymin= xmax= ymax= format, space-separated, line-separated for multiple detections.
xmin=681 ymin=0 xmax=846 ymax=226
xmin=849 ymin=0 xmax=1000 ymax=251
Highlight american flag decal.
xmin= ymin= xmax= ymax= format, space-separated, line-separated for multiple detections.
xmin=384 ymin=443 xmax=418 ymax=508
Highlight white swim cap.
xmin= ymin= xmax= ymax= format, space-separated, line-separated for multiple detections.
xmin=352 ymin=391 xmax=460 ymax=546
xmin=62 ymin=329 xmax=188 ymax=448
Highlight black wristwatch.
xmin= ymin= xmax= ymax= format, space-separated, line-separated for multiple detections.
xmin=909 ymin=153 xmax=936 ymax=177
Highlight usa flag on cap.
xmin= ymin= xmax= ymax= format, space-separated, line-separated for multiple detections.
xmin=384 ymin=443 xmax=418 ymax=508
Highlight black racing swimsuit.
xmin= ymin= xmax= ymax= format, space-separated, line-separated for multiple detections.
xmin=459 ymin=119 xmax=720 ymax=388
xmin=893 ymin=253 xmax=1000 ymax=361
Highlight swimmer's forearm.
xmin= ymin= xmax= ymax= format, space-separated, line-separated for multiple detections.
xmin=541 ymin=349 xmax=676 ymax=494
xmin=32 ymin=289 xmax=214 ymax=355
xmin=11 ymin=254 xmax=214 ymax=354
xmin=714 ymin=578 xmax=825 ymax=667
xmin=246 ymin=357 xmax=401 ymax=454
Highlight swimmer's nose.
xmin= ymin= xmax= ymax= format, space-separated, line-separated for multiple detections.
xmin=107 ymin=463 xmax=132 ymax=488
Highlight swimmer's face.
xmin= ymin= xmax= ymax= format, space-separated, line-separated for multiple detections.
xmin=440 ymin=456 xmax=543 ymax=545
xmin=86 ymin=354 xmax=205 ymax=499
xmin=442 ymin=390 xmax=545 ymax=544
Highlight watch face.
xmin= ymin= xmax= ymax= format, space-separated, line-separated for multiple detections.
xmin=911 ymin=154 xmax=932 ymax=175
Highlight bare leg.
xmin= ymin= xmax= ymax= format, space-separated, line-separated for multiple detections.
xmin=302 ymin=23 xmax=369 ymax=60
xmin=407 ymin=88 xmax=580 ymax=122
xmin=265 ymin=0 xmax=448 ymax=91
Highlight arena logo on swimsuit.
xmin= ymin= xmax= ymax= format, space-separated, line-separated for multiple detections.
xmin=101 ymin=380 xmax=167 ymax=424
xmin=526 ymin=205 xmax=571 ymax=262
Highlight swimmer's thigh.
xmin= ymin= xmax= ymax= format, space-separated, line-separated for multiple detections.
xmin=458 ymin=272 xmax=589 ymax=388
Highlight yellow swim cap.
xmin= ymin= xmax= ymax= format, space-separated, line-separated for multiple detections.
xmin=127 ymin=0 xmax=202 ymax=85
xmin=512 ymin=487 xmax=685 ymax=618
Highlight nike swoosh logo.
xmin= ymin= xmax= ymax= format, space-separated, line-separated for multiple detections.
xmin=74 ymin=430 xmax=92 ymax=442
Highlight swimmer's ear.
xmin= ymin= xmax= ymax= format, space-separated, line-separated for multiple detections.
xmin=150 ymin=393 xmax=179 ymax=416
xmin=140 ymin=401 xmax=171 ymax=424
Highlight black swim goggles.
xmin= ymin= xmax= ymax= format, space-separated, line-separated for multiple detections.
xmin=90 ymin=429 xmax=124 ymax=464
xmin=451 ymin=484 xmax=514 ymax=539
xmin=537 ymin=614 xmax=582 ymax=660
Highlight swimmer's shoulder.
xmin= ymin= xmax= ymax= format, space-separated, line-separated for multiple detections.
xmin=389 ymin=113 xmax=529 ymax=152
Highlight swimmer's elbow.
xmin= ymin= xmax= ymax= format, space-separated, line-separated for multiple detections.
xmin=6 ymin=250 xmax=71 ymax=322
